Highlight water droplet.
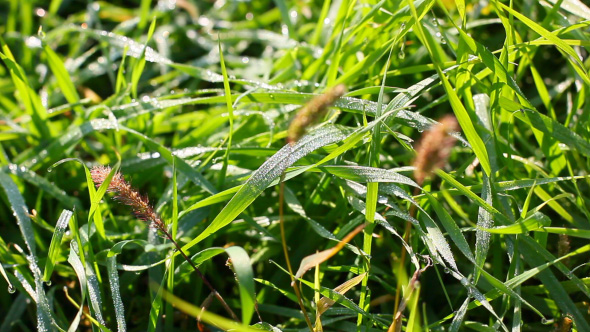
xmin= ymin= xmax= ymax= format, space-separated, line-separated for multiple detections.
xmin=135 ymin=271 xmax=141 ymax=275
xmin=269 ymin=94 xmax=274 ymax=99
xmin=245 ymin=12 xmax=254 ymax=20
xmin=541 ymin=318 xmax=549 ymax=324
xmin=435 ymin=32 xmax=442 ymax=38
xmin=432 ymin=18 xmax=438 ymax=26
xmin=441 ymin=38 xmax=447 ymax=45
xmin=398 ymin=50 xmax=405 ymax=59
xmin=8 ymin=285 xmax=15 ymax=293
xmin=400 ymin=22 xmax=406 ymax=30
xmin=37 ymin=26 xmax=46 ymax=39
xmin=35 ymin=7 xmax=46 ymax=17
xmin=25 ymin=36 xmax=42 ymax=48
xmin=45 ymin=280 xmax=52 ymax=286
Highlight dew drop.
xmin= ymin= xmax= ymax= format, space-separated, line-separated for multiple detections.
xmin=45 ymin=280 xmax=52 ymax=286
xmin=37 ymin=26 xmax=46 ymax=39
xmin=281 ymin=24 xmax=289 ymax=36
xmin=432 ymin=18 xmax=438 ymax=26
xmin=35 ymin=7 xmax=46 ymax=17
xmin=400 ymin=22 xmax=406 ymax=30
xmin=398 ymin=50 xmax=405 ymax=59
xmin=8 ymin=285 xmax=15 ymax=294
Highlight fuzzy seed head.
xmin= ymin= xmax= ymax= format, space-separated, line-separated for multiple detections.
xmin=90 ymin=166 xmax=165 ymax=232
xmin=287 ymin=84 xmax=346 ymax=144
xmin=557 ymin=234 xmax=570 ymax=267
xmin=413 ymin=114 xmax=460 ymax=186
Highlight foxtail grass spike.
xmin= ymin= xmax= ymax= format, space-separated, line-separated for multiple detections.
xmin=90 ymin=166 xmax=240 ymax=322
xmin=287 ymin=84 xmax=347 ymax=144
xmin=412 ymin=114 xmax=460 ymax=186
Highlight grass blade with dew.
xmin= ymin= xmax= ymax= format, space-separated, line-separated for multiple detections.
xmin=43 ymin=209 xmax=73 ymax=282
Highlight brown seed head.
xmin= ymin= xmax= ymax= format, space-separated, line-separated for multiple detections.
xmin=90 ymin=166 xmax=165 ymax=232
xmin=557 ymin=234 xmax=571 ymax=267
xmin=287 ymin=84 xmax=346 ymax=144
xmin=413 ymin=114 xmax=460 ymax=186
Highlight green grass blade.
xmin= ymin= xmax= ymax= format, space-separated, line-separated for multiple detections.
xmin=43 ymin=45 xmax=82 ymax=116
xmin=178 ymin=125 xmax=350 ymax=254
xmin=225 ymin=246 xmax=256 ymax=325
xmin=217 ymin=39 xmax=234 ymax=189
xmin=426 ymin=192 xmax=474 ymax=262
xmin=43 ymin=209 xmax=73 ymax=282
xmin=0 ymin=171 xmax=36 ymax=255
xmin=107 ymin=256 xmax=126 ymax=332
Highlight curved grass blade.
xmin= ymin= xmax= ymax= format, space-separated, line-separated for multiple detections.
xmin=225 ymin=246 xmax=256 ymax=325
xmin=316 ymin=273 xmax=366 ymax=316
xmin=3 ymin=164 xmax=81 ymax=209
xmin=0 ymin=171 xmax=36 ymax=255
xmin=178 ymin=125 xmax=350 ymax=254
xmin=130 ymin=19 xmax=157 ymax=98
xmin=425 ymin=192 xmax=474 ymax=262
xmin=158 ymin=287 xmax=263 ymax=332
xmin=294 ymin=224 xmax=365 ymax=280
xmin=43 ymin=209 xmax=73 ymax=282
xmin=315 ymin=165 xmax=419 ymax=187
xmin=43 ymin=44 xmax=82 ymax=116
xmin=0 ymin=44 xmax=50 ymax=139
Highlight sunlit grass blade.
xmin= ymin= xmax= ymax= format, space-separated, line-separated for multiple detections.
xmin=225 ymin=246 xmax=256 ymax=325
xmin=43 ymin=209 xmax=73 ymax=282
xmin=178 ymin=125 xmax=350 ymax=254
xmin=0 ymin=171 xmax=36 ymax=255
xmin=43 ymin=44 xmax=82 ymax=116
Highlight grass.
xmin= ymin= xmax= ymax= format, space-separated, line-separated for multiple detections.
xmin=1 ymin=0 xmax=590 ymax=331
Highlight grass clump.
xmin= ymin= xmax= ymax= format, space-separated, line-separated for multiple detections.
xmin=1 ymin=1 xmax=590 ymax=331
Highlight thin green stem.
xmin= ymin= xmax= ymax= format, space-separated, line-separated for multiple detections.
xmin=162 ymin=230 xmax=240 ymax=323
xmin=279 ymin=173 xmax=314 ymax=332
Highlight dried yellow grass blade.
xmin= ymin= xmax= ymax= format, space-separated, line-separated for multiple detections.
xmin=294 ymin=223 xmax=365 ymax=282
xmin=316 ymin=272 xmax=367 ymax=316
